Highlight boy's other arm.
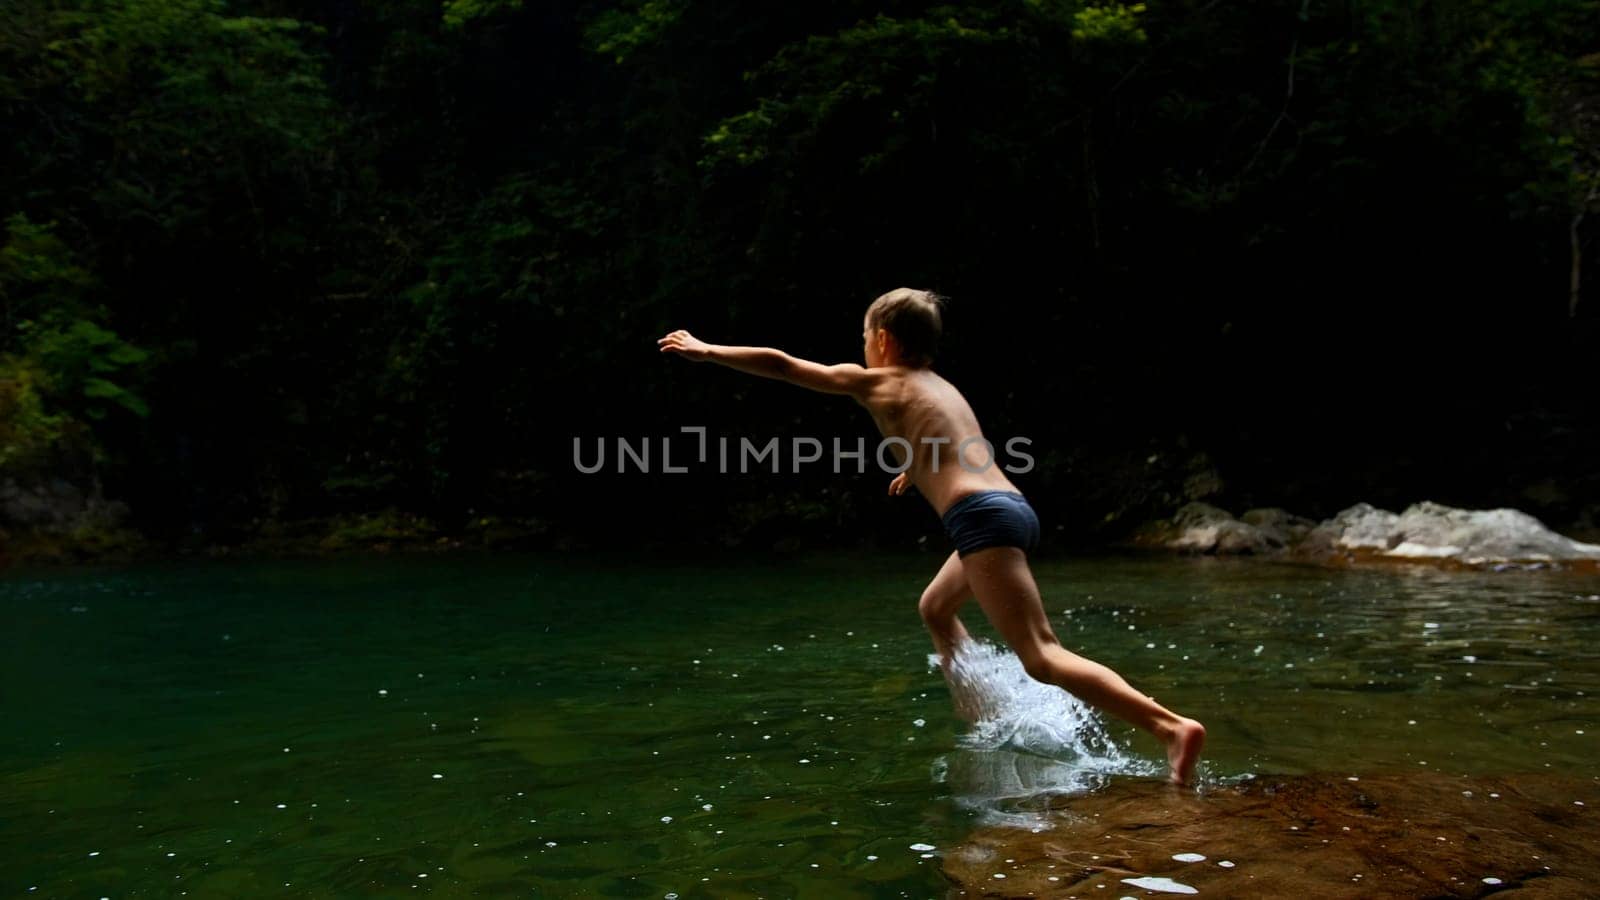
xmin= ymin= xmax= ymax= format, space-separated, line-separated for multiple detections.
xmin=658 ymin=329 xmax=876 ymax=397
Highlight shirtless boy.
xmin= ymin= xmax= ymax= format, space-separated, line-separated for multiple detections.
xmin=657 ymin=287 xmax=1206 ymax=785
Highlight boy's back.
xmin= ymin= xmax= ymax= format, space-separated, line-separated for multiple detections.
xmin=855 ymin=366 xmax=1021 ymax=516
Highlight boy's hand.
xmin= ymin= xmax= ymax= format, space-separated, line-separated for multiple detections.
xmin=657 ymin=329 xmax=712 ymax=361
xmin=888 ymin=471 xmax=911 ymax=496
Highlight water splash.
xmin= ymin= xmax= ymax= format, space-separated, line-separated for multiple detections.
xmin=929 ymin=639 xmax=1159 ymax=827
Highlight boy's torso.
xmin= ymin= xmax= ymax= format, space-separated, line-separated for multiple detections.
xmin=855 ymin=367 xmax=1020 ymax=516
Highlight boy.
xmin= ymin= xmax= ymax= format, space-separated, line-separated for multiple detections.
xmin=657 ymin=287 xmax=1206 ymax=785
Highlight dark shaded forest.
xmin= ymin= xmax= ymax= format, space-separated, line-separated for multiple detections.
xmin=2 ymin=0 xmax=1597 ymax=561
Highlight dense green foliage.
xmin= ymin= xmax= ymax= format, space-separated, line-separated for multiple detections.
xmin=2 ymin=0 xmax=1597 ymax=550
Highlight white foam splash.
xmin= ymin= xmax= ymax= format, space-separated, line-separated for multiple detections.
xmin=928 ymin=639 xmax=1157 ymax=826
xmin=933 ymin=640 xmax=1136 ymax=761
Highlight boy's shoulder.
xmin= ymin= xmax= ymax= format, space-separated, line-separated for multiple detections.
xmin=853 ymin=364 xmax=938 ymax=408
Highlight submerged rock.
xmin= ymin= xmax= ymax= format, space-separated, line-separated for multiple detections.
xmin=942 ymin=772 xmax=1599 ymax=897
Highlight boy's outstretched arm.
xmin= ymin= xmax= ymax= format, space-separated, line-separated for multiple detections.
xmin=658 ymin=329 xmax=874 ymax=397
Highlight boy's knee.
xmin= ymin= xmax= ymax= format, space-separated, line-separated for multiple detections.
xmin=1017 ymin=638 xmax=1063 ymax=682
xmin=919 ymin=585 xmax=970 ymax=627
xmin=1020 ymin=653 xmax=1056 ymax=683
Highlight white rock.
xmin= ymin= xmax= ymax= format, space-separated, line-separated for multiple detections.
xmin=1307 ymin=501 xmax=1600 ymax=564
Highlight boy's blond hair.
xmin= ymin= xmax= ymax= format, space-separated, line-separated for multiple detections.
xmin=866 ymin=287 xmax=944 ymax=367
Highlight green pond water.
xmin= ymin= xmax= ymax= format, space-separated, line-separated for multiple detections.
xmin=2 ymin=550 xmax=1597 ymax=898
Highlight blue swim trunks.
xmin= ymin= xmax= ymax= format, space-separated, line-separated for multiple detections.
xmin=941 ymin=490 xmax=1040 ymax=557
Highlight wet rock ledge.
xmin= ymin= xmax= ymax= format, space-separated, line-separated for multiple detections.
xmin=942 ymin=772 xmax=1598 ymax=897
xmin=1131 ymin=501 xmax=1600 ymax=572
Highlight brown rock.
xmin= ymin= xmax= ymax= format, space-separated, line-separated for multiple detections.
xmin=1241 ymin=507 xmax=1318 ymax=545
xmin=1160 ymin=503 xmax=1276 ymax=555
xmin=942 ymin=772 xmax=1598 ymax=897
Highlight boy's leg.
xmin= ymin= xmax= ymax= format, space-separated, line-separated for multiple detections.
xmin=918 ymin=550 xmax=973 ymax=666
xmin=919 ymin=549 xmax=982 ymax=722
xmin=960 ymin=546 xmax=1207 ymax=785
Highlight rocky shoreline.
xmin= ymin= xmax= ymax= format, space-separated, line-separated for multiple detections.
xmin=7 ymin=473 xmax=1600 ymax=574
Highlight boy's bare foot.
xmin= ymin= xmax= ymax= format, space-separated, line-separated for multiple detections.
xmin=1164 ymin=717 xmax=1207 ymax=786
